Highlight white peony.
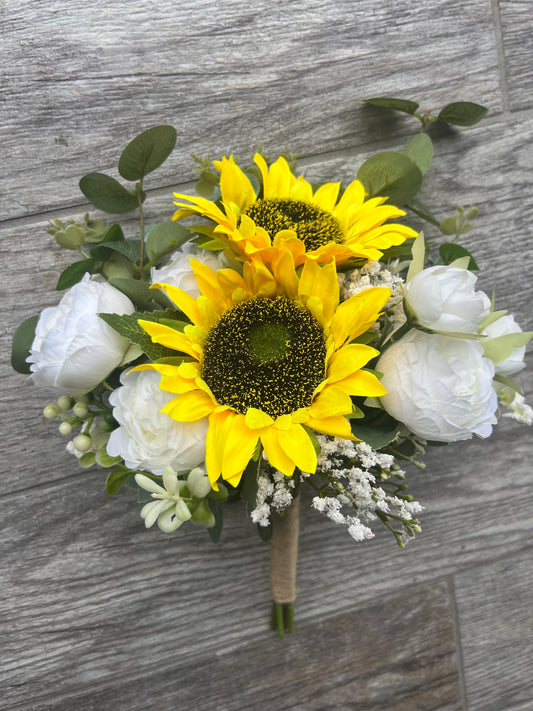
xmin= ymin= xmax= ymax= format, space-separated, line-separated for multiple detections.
xmin=404 ymin=265 xmax=490 ymax=334
xmin=481 ymin=314 xmax=527 ymax=375
xmin=106 ymin=369 xmax=208 ymax=474
xmin=150 ymin=244 xmax=227 ymax=297
xmin=28 ymin=273 xmax=135 ymax=395
xmin=377 ymin=330 xmax=498 ymax=442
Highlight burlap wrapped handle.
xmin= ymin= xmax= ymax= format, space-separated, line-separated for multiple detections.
xmin=269 ymin=494 xmax=300 ymax=636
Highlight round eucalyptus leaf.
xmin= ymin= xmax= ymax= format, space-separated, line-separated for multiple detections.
xmin=357 ymin=151 xmax=423 ymax=205
xmin=118 ymin=125 xmax=177 ymax=181
xmin=437 ymin=102 xmax=488 ymax=127
xmin=79 ymin=173 xmax=140 ymax=214
xmin=402 ymin=133 xmax=433 ymax=176
xmin=11 ymin=314 xmax=40 ymax=374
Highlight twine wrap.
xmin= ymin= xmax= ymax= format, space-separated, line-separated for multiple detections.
xmin=269 ymin=494 xmax=300 ymax=604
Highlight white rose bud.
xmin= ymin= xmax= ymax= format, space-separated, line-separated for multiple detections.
xmin=378 ymin=330 xmax=498 ymax=442
xmin=28 ymin=274 xmax=134 ymax=395
xmin=150 ymin=245 xmax=227 ymax=298
xmin=404 ymin=265 xmax=490 ymax=334
xmin=481 ymin=314 xmax=527 ymax=376
xmin=106 ymin=370 xmax=207 ymax=474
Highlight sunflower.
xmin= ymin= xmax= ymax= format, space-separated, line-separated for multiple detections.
xmin=173 ymin=153 xmax=417 ymax=266
xmin=134 ymin=253 xmax=390 ymax=489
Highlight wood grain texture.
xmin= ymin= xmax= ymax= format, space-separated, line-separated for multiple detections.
xmin=1 ymin=0 xmax=502 ymax=221
xmin=455 ymin=547 xmax=533 ymax=711
xmin=499 ymin=0 xmax=533 ymax=111
xmin=9 ymin=580 xmax=462 ymax=711
xmin=2 ymin=0 xmax=533 ymax=709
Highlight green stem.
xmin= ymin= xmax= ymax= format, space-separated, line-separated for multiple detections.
xmin=137 ymin=179 xmax=145 ymax=280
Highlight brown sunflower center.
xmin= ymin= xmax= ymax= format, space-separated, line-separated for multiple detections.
xmin=201 ymin=296 xmax=327 ymax=418
xmin=244 ymin=198 xmax=344 ymax=251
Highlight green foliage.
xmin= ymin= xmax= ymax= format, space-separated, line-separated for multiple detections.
xmin=437 ymin=101 xmax=488 ymax=127
xmin=405 ymin=198 xmax=440 ymax=227
xmin=439 ymin=243 xmax=479 ymax=270
xmin=439 ymin=205 xmax=478 ymax=239
xmin=98 ymin=309 xmax=186 ymax=360
xmin=350 ymin=407 xmax=401 ymax=450
xmin=11 ymin=314 xmax=39 ymax=374
xmin=90 ymin=238 xmax=142 ymax=264
xmin=79 ymin=173 xmax=142 ymax=214
xmin=107 ymin=277 xmax=173 ymax=309
xmin=56 ymin=258 xmax=97 ymax=290
xmin=365 ymin=97 xmax=419 ymax=115
xmin=105 ymin=467 xmax=135 ymax=496
xmin=357 ymin=151 xmax=422 ymax=205
xmin=118 ymin=125 xmax=178 ymax=182
xmin=145 ymin=221 xmax=191 ymax=262
xmin=402 ymin=133 xmax=433 ymax=176
xmin=207 ymin=498 xmax=224 ymax=542
xmin=482 ymin=332 xmax=533 ymax=364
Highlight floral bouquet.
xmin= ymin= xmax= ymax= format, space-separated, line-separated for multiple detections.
xmin=12 ymin=100 xmax=532 ymax=637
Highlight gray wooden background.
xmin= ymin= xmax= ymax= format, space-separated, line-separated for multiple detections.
xmin=2 ymin=2 xmax=532 ymax=710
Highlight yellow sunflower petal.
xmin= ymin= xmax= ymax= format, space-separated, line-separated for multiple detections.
xmin=327 ymin=344 xmax=380 ymax=382
xmin=151 ymin=282 xmax=201 ymax=325
xmin=307 ymin=414 xmax=356 ymax=439
xmin=218 ymin=156 xmax=257 ymax=213
xmin=162 ymin=390 xmax=215 ymax=421
xmin=309 ymin=384 xmax=353 ymax=419
xmin=138 ymin=320 xmax=200 ymax=359
xmin=260 ymin=427 xmax=295 ymax=476
xmin=336 ymin=369 xmax=387 ymax=397
xmin=277 ymin=423 xmax=317 ymax=474
xmin=329 ymin=287 xmax=390 ymax=348
xmin=312 ymin=181 xmax=341 ymax=212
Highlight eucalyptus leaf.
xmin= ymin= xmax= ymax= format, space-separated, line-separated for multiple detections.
xmin=207 ymin=498 xmax=224 ymax=543
xmin=79 ymin=173 xmax=141 ymax=214
xmin=56 ymin=258 xmax=97 ymax=290
xmin=99 ymin=310 xmax=183 ymax=361
xmin=91 ymin=239 xmax=142 ymax=264
xmin=351 ymin=408 xmax=400 ymax=450
xmin=240 ymin=456 xmax=262 ymax=507
xmin=107 ymin=277 xmax=173 ymax=309
xmin=357 ymin=151 xmax=422 ymax=205
xmin=439 ymin=243 xmax=479 ymax=270
xmin=11 ymin=314 xmax=39 ymax=374
xmin=102 ymin=223 xmax=125 ymax=243
xmin=437 ymin=102 xmax=488 ymax=127
xmin=406 ymin=198 xmax=440 ymax=227
xmin=365 ymin=97 xmax=420 ymax=115
xmin=145 ymin=221 xmax=191 ymax=262
xmin=118 ymin=125 xmax=177 ymax=181
xmin=402 ymin=133 xmax=433 ymax=176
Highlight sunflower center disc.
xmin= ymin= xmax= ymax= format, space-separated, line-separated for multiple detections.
xmin=244 ymin=198 xmax=343 ymax=251
xmin=202 ymin=296 xmax=327 ymax=417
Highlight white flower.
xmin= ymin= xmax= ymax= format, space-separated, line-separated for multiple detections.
xmin=135 ymin=469 xmax=192 ymax=532
xmin=28 ymin=274 xmax=135 ymax=394
xmin=378 ymin=330 xmax=498 ymax=442
xmin=106 ymin=370 xmax=208 ymax=474
xmin=404 ymin=265 xmax=490 ymax=334
xmin=481 ymin=314 xmax=527 ymax=375
xmin=150 ymin=244 xmax=227 ymax=298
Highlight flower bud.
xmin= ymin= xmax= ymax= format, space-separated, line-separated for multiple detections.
xmin=191 ymin=500 xmax=215 ymax=528
xmin=73 ymin=402 xmax=89 ymax=418
xmin=43 ymin=404 xmax=59 ymax=420
xmin=73 ymin=433 xmax=92 ymax=452
xmin=56 ymin=395 xmax=72 ymax=411
xmin=59 ymin=422 xmax=73 ymax=435
xmin=187 ymin=468 xmax=211 ymax=498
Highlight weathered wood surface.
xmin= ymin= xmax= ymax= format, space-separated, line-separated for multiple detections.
xmin=2 ymin=1 xmax=533 ymax=710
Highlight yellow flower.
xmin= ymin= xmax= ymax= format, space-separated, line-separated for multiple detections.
xmin=173 ymin=153 xmax=417 ymax=266
xmin=134 ymin=253 xmax=390 ymax=489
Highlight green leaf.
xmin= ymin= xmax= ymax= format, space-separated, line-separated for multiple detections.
xmin=402 ymin=134 xmax=433 ymax=176
xmin=56 ymin=258 xmax=97 ymax=290
xmin=105 ymin=468 xmax=135 ymax=497
xmin=240 ymin=456 xmax=262 ymax=507
xmin=439 ymin=216 xmax=458 ymax=236
xmin=257 ymin=522 xmax=273 ymax=542
xmin=207 ymin=498 xmax=224 ymax=543
xmin=483 ymin=332 xmax=533 ymax=364
xmin=439 ymin=243 xmax=479 ymax=270
xmin=351 ymin=408 xmax=400 ymax=450
xmin=79 ymin=173 xmax=142 ymax=214
xmin=437 ymin=101 xmax=488 ymax=127
xmin=357 ymin=151 xmax=423 ymax=205
xmin=365 ymin=97 xmax=419 ymax=115
xmin=99 ymin=310 xmax=185 ymax=361
xmin=406 ymin=232 xmax=426 ymax=282
xmin=91 ymin=239 xmax=142 ymax=264
xmin=107 ymin=277 xmax=173 ymax=309
xmin=405 ymin=198 xmax=440 ymax=227
xmin=118 ymin=125 xmax=177 ymax=181
xmin=102 ymin=223 xmax=125 ymax=243
xmin=493 ymin=374 xmax=523 ymax=396
xmin=11 ymin=314 xmax=39 ymax=374
xmin=145 ymin=221 xmax=191 ymax=262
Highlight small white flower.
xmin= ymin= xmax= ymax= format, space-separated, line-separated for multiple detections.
xmin=28 ymin=273 xmax=135 ymax=394
xmin=151 ymin=244 xmax=227 ymax=298
xmin=404 ymin=265 xmax=490 ymax=334
xmin=106 ymin=370 xmax=207 ymax=474
xmin=135 ymin=468 xmax=192 ymax=532
xmin=378 ymin=330 xmax=498 ymax=442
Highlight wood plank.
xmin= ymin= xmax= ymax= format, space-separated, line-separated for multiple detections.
xmin=499 ymin=0 xmax=533 ymax=111
xmin=1 ymin=0 xmax=503 ymax=221
xmin=454 ymin=548 xmax=533 ymax=711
